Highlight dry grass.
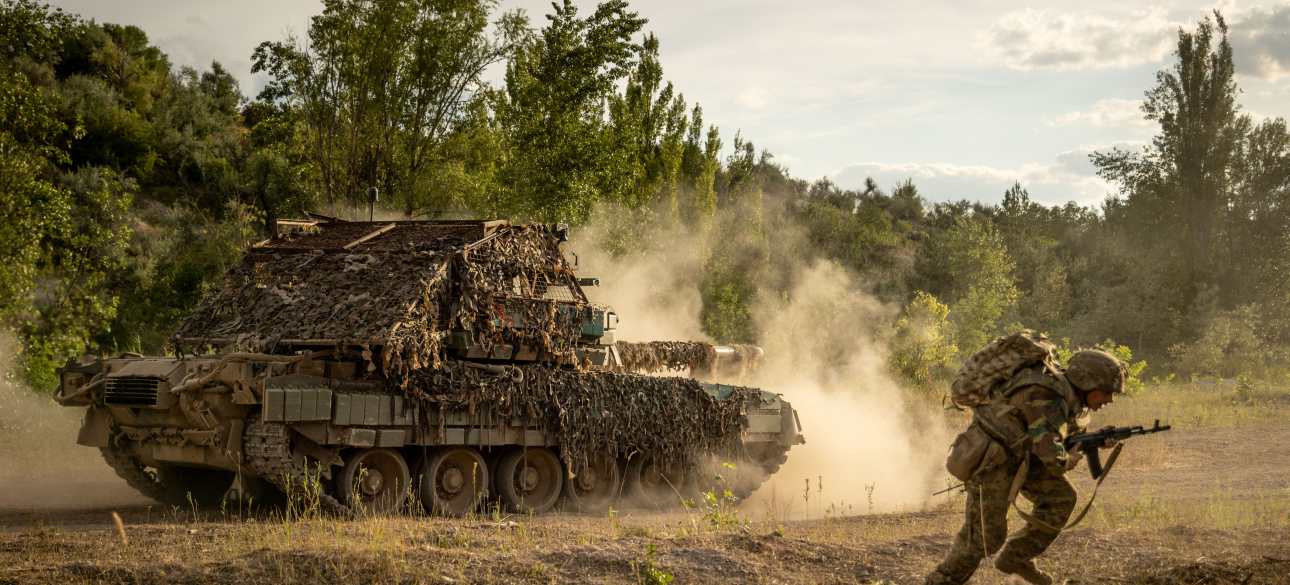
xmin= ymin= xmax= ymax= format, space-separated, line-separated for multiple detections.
xmin=2 ymin=381 xmax=1288 ymax=584
xmin=1108 ymin=378 xmax=1289 ymax=430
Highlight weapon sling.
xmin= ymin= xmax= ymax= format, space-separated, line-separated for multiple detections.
xmin=1009 ymin=442 xmax=1125 ymax=531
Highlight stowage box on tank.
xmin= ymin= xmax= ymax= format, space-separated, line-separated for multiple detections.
xmin=55 ymin=217 xmax=805 ymax=515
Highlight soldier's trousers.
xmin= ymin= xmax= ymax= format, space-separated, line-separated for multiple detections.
xmin=925 ymin=453 xmax=1077 ymax=585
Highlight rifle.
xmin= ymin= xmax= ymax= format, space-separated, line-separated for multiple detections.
xmin=1065 ymin=419 xmax=1171 ymax=479
xmin=931 ymin=419 xmax=1173 ymax=495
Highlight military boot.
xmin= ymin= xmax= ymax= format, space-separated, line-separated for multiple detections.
xmin=994 ymin=557 xmax=1053 ymax=585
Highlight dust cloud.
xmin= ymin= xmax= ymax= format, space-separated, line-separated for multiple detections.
xmin=744 ymin=261 xmax=953 ymax=518
xmin=568 ymin=217 xmax=954 ymax=518
xmin=0 ymin=335 xmax=151 ymax=511
xmin=565 ymin=222 xmax=712 ymax=344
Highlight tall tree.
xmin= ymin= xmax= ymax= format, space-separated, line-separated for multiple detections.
xmin=1229 ymin=118 xmax=1290 ymax=302
xmin=493 ymin=0 xmax=646 ymax=224
xmin=1093 ymin=11 xmax=1247 ymax=293
xmin=604 ymin=33 xmax=687 ymax=215
xmin=252 ymin=0 xmax=521 ymax=215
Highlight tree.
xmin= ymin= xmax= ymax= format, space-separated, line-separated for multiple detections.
xmin=681 ymin=104 xmax=720 ymax=230
xmin=941 ymin=217 xmax=1019 ymax=354
xmin=0 ymin=0 xmax=78 ymax=75
xmin=252 ymin=0 xmax=521 ymax=216
xmin=0 ymin=70 xmax=132 ymax=389
xmin=0 ymin=70 xmax=74 ymax=321
xmin=1002 ymin=180 xmax=1029 ymax=212
xmin=493 ymin=0 xmax=646 ymax=224
xmin=1229 ymin=118 xmax=1290 ymax=305
xmin=604 ymin=33 xmax=687 ymax=215
xmin=1092 ymin=12 xmax=1247 ymax=295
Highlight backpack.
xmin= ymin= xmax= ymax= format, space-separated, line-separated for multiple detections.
xmin=949 ymin=330 xmax=1057 ymax=409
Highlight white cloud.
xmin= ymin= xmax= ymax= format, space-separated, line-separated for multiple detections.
xmin=828 ymin=142 xmax=1146 ymax=207
xmin=1228 ymin=2 xmax=1290 ymax=79
xmin=979 ymin=7 xmax=1181 ymax=70
xmin=1048 ymin=98 xmax=1156 ymax=129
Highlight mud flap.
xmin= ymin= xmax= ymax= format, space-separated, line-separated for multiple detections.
xmin=76 ymin=407 xmax=111 ymax=448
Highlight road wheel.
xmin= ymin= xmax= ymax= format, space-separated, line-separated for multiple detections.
xmin=336 ymin=448 xmax=410 ymax=514
xmin=560 ymin=449 xmax=621 ymax=513
xmin=623 ymin=451 xmax=686 ymax=508
xmin=496 ymin=447 xmax=562 ymax=514
xmin=419 ymin=447 xmax=488 ymax=517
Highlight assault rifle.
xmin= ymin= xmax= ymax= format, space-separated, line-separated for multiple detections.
xmin=932 ymin=419 xmax=1172 ymax=495
xmin=1065 ymin=419 xmax=1171 ymax=479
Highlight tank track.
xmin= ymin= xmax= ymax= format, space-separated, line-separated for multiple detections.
xmin=243 ymin=416 xmax=350 ymax=514
xmin=99 ymin=446 xmax=183 ymax=506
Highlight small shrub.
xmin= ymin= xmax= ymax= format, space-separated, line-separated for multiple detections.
xmin=698 ymin=489 xmax=747 ymax=531
xmin=887 ymin=291 xmax=958 ymax=391
xmin=1236 ymin=374 xmax=1254 ymax=400
xmin=632 ymin=543 xmax=674 ymax=585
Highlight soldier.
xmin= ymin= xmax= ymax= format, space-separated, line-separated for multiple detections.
xmin=925 ymin=349 xmax=1127 ymax=585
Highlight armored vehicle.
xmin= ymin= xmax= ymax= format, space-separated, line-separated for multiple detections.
xmin=55 ymin=217 xmax=804 ymax=515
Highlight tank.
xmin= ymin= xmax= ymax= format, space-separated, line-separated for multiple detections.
xmin=53 ymin=216 xmax=804 ymax=515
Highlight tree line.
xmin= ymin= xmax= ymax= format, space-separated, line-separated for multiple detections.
xmin=0 ymin=0 xmax=1286 ymax=391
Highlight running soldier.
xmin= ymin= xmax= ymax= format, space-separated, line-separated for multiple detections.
xmin=925 ymin=348 xmax=1127 ymax=585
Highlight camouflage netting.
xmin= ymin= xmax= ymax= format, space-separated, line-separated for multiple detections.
xmin=617 ymin=341 xmax=762 ymax=378
xmin=171 ymin=249 xmax=454 ymax=370
xmin=449 ymin=226 xmax=588 ymax=368
xmin=617 ymin=341 xmax=718 ymax=374
xmin=170 ymin=222 xmax=590 ymax=381
xmin=408 ymin=362 xmax=748 ymax=472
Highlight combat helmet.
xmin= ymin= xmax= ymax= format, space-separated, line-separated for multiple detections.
xmin=1066 ymin=348 xmax=1127 ymax=393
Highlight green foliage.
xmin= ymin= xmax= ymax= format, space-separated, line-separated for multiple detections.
xmin=632 ymin=543 xmax=673 ymax=585
xmin=604 ymin=33 xmax=688 ymax=213
xmin=0 ymin=69 xmax=75 ymax=319
xmin=253 ymin=0 xmax=521 ymax=217
xmin=1167 ymin=304 xmax=1280 ymax=378
xmin=0 ymin=1 xmax=265 ymax=387
xmin=887 ymin=292 xmax=958 ymax=389
xmin=493 ymin=0 xmax=646 ymax=224
xmin=0 ymin=64 xmax=134 ymax=389
xmin=1089 ymin=12 xmax=1282 ymax=364
xmin=99 ymin=201 xmax=262 ymax=355
xmin=697 ymin=489 xmax=748 ymax=531
xmin=938 ymin=217 xmax=1019 ymax=356
xmin=1235 ymin=374 xmax=1254 ymax=400
xmin=699 ymin=255 xmax=759 ymax=344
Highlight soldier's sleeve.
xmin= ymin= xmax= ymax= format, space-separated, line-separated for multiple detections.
xmin=1010 ymin=386 xmax=1070 ymax=475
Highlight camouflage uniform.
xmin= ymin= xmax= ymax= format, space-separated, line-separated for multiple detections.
xmin=926 ymin=382 xmax=1083 ymax=585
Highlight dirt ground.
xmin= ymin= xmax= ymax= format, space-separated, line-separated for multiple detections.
xmin=2 ymin=387 xmax=1289 ymax=584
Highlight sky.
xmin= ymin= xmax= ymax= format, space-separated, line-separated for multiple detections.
xmin=44 ymin=0 xmax=1290 ymax=207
